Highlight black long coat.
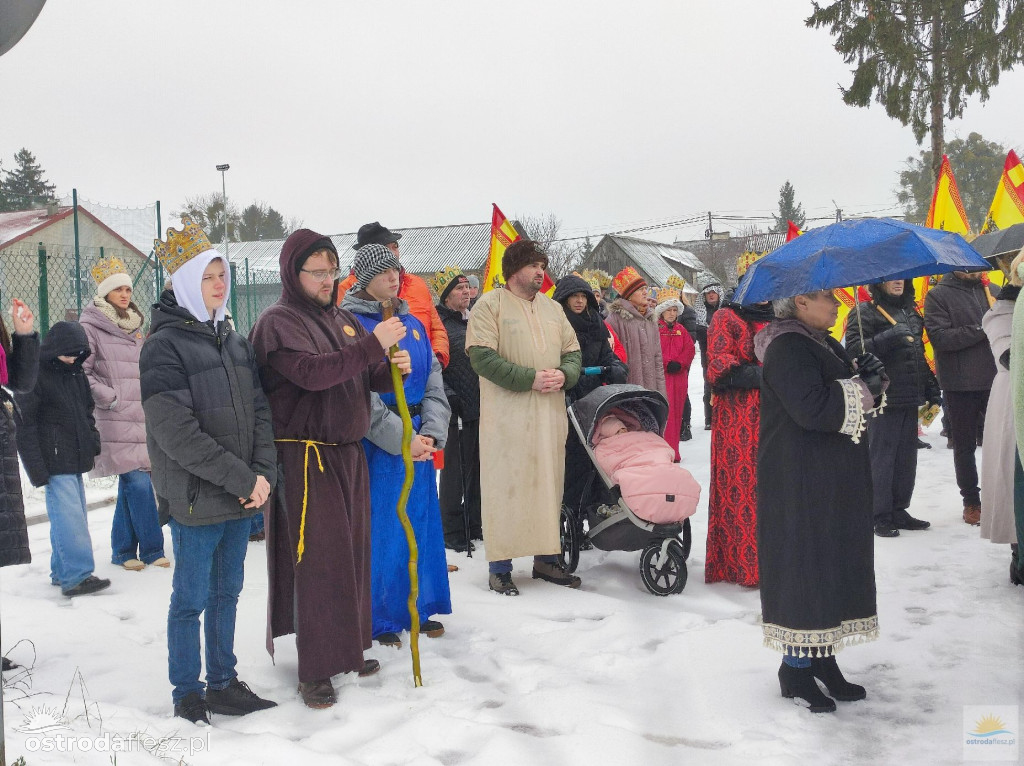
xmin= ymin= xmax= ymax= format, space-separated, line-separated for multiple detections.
xmin=757 ymin=327 xmax=878 ymax=657
xmin=0 ymin=332 xmax=39 ymax=567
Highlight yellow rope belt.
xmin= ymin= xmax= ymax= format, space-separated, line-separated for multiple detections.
xmin=275 ymin=439 xmax=337 ymax=563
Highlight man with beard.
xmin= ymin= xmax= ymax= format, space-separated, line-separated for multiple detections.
xmin=433 ymin=266 xmax=482 ymax=553
xmin=924 ymin=270 xmax=997 ymax=526
xmin=694 ymin=270 xmax=726 ymax=430
xmin=466 ymin=240 xmax=582 ymax=596
xmin=250 ymin=230 xmax=410 ymax=709
xmin=847 ymin=279 xmax=941 ymax=537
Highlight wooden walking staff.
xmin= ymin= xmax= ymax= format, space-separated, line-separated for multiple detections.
xmin=380 ymin=299 xmax=423 ymax=687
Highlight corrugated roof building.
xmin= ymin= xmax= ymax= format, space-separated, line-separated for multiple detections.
xmin=579 ymin=235 xmax=704 ymax=293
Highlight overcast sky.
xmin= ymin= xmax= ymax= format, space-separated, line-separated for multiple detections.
xmin=2 ymin=0 xmax=1021 ymax=243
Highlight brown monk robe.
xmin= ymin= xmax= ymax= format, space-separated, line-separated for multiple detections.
xmin=250 ymin=228 xmax=407 ymax=707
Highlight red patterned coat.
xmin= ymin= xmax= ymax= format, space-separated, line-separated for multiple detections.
xmin=705 ymin=305 xmax=769 ymax=586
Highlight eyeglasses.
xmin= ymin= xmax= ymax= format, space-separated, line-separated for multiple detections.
xmin=300 ymin=268 xmax=342 ymax=283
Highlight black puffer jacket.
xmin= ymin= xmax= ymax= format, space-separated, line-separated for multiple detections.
xmin=436 ymin=302 xmax=480 ymax=421
xmin=15 ymin=322 xmax=100 ymax=487
xmin=845 ymin=281 xmax=940 ymax=408
xmin=923 ymin=273 xmax=997 ymax=391
xmin=0 ymin=331 xmax=39 ymax=567
xmin=553 ymin=275 xmax=628 ymax=403
xmin=140 ymin=289 xmax=277 ymax=526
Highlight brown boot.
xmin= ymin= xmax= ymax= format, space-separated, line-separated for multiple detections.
xmin=963 ymin=505 xmax=981 ymax=526
xmin=298 ymin=679 xmax=336 ymax=709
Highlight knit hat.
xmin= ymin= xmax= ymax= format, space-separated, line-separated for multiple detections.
xmin=502 ymin=240 xmax=549 ymax=282
xmin=430 ymin=265 xmax=469 ymax=303
xmin=353 ymin=243 xmax=401 ymax=290
xmin=92 ymin=256 xmax=132 ymax=298
xmin=466 ymin=274 xmax=480 ymax=289
xmin=294 ymin=235 xmax=338 ymax=275
xmin=612 ymin=266 xmax=646 ymax=299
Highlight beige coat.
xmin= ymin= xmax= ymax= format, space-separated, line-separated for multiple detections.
xmin=466 ymin=289 xmax=580 ymax=561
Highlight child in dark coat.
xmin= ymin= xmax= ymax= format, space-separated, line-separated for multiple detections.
xmin=16 ymin=321 xmax=108 ymax=597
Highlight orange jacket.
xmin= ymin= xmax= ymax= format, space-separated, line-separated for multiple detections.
xmin=336 ymin=271 xmax=450 ymax=367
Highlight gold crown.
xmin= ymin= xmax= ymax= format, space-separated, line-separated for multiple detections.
xmin=91 ymin=256 xmax=128 ymax=285
xmin=666 ymin=274 xmax=686 ymax=290
xmin=737 ymin=251 xmax=767 ymax=277
xmin=656 ymin=287 xmax=681 ymax=304
xmin=612 ymin=266 xmax=645 ymax=297
xmin=154 ymin=215 xmax=215 ymax=275
xmin=430 ymin=265 xmax=465 ymax=297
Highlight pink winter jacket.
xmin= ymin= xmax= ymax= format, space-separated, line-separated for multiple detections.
xmin=79 ymin=303 xmax=150 ymax=477
xmin=593 ymin=430 xmax=701 ymax=524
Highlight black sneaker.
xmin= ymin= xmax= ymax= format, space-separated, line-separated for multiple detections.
xmin=488 ymin=572 xmax=520 ymax=596
xmin=916 ymin=438 xmax=931 ymax=449
xmin=532 ymin=560 xmax=582 ymax=588
xmin=680 ymin=425 xmax=693 ymax=442
xmin=204 ymin=678 xmax=277 ymax=716
xmin=873 ymin=521 xmax=900 ymax=538
xmin=62 ymin=575 xmax=111 ymax=597
xmin=174 ymin=692 xmax=210 ymax=724
xmin=376 ymin=632 xmax=402 ymax=648
xmin=422 ymin=620 xmax=445 ymax=638
xmin=892 ymin=509 xmax=931 ymax=530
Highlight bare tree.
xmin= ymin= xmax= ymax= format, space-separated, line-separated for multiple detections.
xmin=175 ymin=193 xmax=241 ymax=243
xmin=518 ymin=213 xmax=587 ymax=279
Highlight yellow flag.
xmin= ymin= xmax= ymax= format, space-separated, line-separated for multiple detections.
xmin=981 ymin=150 xmax=1024 ymax=234
xmin=482 ymin=204 xmax=520 ymax=293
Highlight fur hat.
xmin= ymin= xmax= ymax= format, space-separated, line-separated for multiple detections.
xmin=353 ymin=243 xmax=401 ymax=290
xmin=612 ymin=266 xmax=646 ymax=299
xmin=502 ymin=240 xmax=548 ymax=282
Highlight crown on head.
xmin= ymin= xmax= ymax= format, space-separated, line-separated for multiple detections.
xmin=154 ymin=215 xmax=215 ymax=275
xmin=91 ymin=256 xmax=128 ymax=285
xmin=612 ymin=266 xmax=645 ymax=297
xmin=737 ymin=251 xmax=767 ymax=277
xmin=666 ymin=274 xmax=687 ymax=290
xmin=430 ymin=265 xmax=465 ymax=297
xmin=656 ymin=287 xmax=681 ymax=304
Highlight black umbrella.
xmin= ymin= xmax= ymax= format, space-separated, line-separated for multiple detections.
xmin=972 ymin=223 xmax=1024 ymax=264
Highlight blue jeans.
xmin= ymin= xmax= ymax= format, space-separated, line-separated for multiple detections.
xmin=45 ymin=474 xmax=95 ymax=590
xmin=249 ymin=511 xmax=264 ymax=538
xmin=110 ymin=470 xmax=166 ymax=565
xmin=167 ymin=517 xmax=249 ymax=703
xmin=488 ymin=555 xmax=558 ymax=575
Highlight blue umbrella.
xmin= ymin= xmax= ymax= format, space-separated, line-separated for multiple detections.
xmin=733 ymin=218 xmax=989 ymax=305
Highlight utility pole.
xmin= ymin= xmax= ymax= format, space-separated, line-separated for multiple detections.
xmin=216 ymin=163 xmax=230 ymax=260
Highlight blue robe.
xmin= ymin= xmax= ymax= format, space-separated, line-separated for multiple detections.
xmin=355 ymin=310 xmax=452 ymax=635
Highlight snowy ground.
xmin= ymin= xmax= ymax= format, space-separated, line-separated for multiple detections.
xmin=2 ymin=380 xmax=1022 ymax=766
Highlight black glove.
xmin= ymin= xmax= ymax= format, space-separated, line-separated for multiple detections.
xmin=861 ymin=369 xmax=886 ymax=398
xmin=723 ymin=363 xmax=761 ymax=390
xmin=605 ymin=362 xmax=628 ymax=385
xmin=853 ymin=352 xmax=885 ymax=377
xmin=666 ymin=361 xmax=682 ymax=374
xmin=872 ymin=322 xmax=913 ymax=351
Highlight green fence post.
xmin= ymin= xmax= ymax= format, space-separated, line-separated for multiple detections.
xmin=155 ymin=200 xmax=163 ymax=292
xmin=245 ymin=258 xmax=252 ymax=330
xmin=229 ymin=262 xmax=239 ymax=329
xmin=72 ymin=188 xmax=82 ymax=315
xmin=37 ymin=242 xmax=49 ymax=335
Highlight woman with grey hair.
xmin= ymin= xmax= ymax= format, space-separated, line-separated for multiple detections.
xmin=754 ymin=288 xmax=887 ymax=713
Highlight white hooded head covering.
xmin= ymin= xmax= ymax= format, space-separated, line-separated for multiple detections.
xmin=169 ymin=249 xmax=230 ymax=324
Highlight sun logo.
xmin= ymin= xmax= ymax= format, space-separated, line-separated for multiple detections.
xmin=969 ymin=714 xmax=1012 ymax=737
xmin=14 ymin=705 xmax=70 ymax=734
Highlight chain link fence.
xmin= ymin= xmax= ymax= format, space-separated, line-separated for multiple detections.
xmin=0 ymin=242 xmax=283 ymax=337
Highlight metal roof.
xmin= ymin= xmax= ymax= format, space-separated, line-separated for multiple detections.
xmin=585 ymin=235 xmax=702 ymax=291
xmin=217 ymin=222 xmax=492 ymax=276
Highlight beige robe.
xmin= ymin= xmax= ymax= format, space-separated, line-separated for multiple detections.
xmin=466 ymin=288 xmax=581 ymax=561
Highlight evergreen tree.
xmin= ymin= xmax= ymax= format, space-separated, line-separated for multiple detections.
xmin=772 ymin=181 xmax=806 ymax=233
xmin=2 ymin=148 xmax=56 ymax=210
xmin=807 ymin=1 xmax=1024 ymax=182
xmin=238 ymin=203 xmax=289 ymax=240
xmin=896 ymin=132 xmax=1007 ymax=228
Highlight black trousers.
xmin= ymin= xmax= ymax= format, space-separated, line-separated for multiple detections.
xmin=439 ymin=415 xmax=482 ymax=546
xmin=563 ymin=425 xmax=596 ymax=515
xmin=945 ymin=389 xmax=990 ymax=507
xmin=867 ymin=405 xmax=918 ymax=524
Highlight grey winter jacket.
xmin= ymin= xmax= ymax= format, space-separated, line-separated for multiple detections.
xmin=140 ymin=290 xmax=277 ymax=526
xmin=80 ymin=303 xmax=150 ymax=477
xmin=923 ymin=274 xmax=997 ymax=392
xmin=605 ymin=298 xmax=667 ymax=396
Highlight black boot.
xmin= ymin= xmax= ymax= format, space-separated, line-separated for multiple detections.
xmin=1012 ymin=545 xmax=1022 ymax=586
xmin=680 ymin=424 xmax=692 ymax=442
xmin=778 ymin=662 xmax=836 ymax=713
xmin=810 ymin=655 xmax=866 ymax=701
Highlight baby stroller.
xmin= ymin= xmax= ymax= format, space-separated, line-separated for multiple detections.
xmin=562 ymin=384 xmax=693 ymax=595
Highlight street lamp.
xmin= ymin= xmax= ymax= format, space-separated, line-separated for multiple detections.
xmin=216 ymin=163 xmax=230 ymax=260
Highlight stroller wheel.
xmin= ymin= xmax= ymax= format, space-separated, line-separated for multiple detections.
xmin=639 ymin=539 xmax=687 ymax=596
xmin=681 ymin=517 xmax=692 ymax=561
xmin=559 ymin=506 xmax=580 ymax=574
